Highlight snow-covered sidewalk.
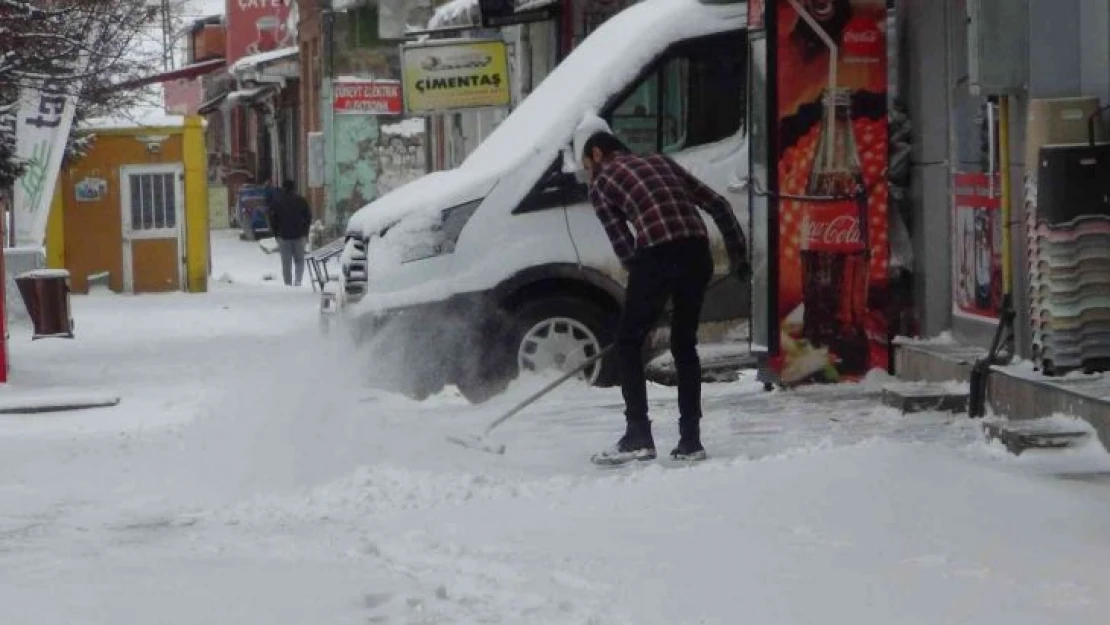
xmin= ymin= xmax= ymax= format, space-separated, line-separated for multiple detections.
xmin=3 ymin=231 xmax=1110 ymax=624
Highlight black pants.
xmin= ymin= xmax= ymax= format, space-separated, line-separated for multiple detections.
xmin=617 ymin=237 xmax=714 ymax=429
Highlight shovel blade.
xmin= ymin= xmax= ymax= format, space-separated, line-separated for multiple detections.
xmin=446 ymin=434 xmax=506 ymax=455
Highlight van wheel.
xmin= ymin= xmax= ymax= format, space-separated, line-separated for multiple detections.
xmin=455 ymin=295 xmax=619 ymax=404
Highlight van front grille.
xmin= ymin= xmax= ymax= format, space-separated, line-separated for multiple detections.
xmin=342 ymin=236 xmax=368 ymax=301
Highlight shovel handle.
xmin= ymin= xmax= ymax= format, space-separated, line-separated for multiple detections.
xmin=483 ymin=344 xmax=616 ymax=435
xmin=480 ymin=275 xmax=732 ymax=435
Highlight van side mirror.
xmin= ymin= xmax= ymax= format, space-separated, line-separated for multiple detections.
xmin=561 ymin=145 xmax=591 ymax=185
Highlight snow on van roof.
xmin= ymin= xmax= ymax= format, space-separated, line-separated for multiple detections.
xmin=345 ymin=0 xmax=744 ymax=237
xmin=460 ymin=0 xmax=745 ymax=170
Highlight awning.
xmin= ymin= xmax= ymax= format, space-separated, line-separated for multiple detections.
xmin=514 ymin=0 xmax=559 ymax=12
xmin=229 ymin=47 xmax=299 ymax=76
xmin=196 ymin=87 xmax=276 ymax=114
xmin=475 ymin=0 xmax=561 ymax=28
xmin=197 ymin=92 xmax=227 ymax=115
xmin=428 ymin=0 xmax=480 ymax=30
xmin=109 ymin=58 xmax=227 ymax=92
xmin=228 ymin=87 xmax=272 ymax=103
xmin=331 ymin=0 xmax=371 ymax=9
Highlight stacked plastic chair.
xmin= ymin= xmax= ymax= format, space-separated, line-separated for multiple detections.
xmin=1029 ymin=141 xmax=1110 ymax=375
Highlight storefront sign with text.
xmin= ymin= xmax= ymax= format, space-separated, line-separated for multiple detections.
xmin=226 ymin=0 xmax=293 ymax=66
xmin=401 ymin=39 xmax=511 ymax=115
xmin=333 ymin=80 xmax=403 ymax=115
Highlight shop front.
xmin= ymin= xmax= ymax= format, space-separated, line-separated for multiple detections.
xmin=46 ymin=116 xmax=210 ymax=295
xmin=894 ymin=0 xmax=1110 ymax=367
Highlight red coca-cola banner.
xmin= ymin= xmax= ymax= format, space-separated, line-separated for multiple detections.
xmin=771 ymin=0 xmax=889 ymax=385
xmin=226 ymin=0 xmax=294 ymax=67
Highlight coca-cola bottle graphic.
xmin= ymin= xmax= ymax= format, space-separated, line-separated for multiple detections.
xmin=800 ymin=86 xmax=870 ymax=372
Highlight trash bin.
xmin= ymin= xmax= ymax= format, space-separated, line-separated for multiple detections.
xmin=15 ymin=269 xmax=74 ymax=340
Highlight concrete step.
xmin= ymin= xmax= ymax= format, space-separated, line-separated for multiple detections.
xmin=647 ymin=343 xmax=758 ymax=386
xmin=880 ymin=382 xmax=969 ymax=414
xmin=982 ymin=419 xmax=1091 ymax=455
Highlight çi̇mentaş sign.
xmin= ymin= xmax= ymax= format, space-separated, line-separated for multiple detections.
xmin=401 ymin=39 xmax=511 ymax=115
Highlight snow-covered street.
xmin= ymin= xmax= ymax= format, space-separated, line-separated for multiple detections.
xmin=3 ymin=231 xmax=1110 ymax=624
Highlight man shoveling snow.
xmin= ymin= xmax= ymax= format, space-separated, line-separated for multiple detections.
xmin=573 ymin=113 xmax=750 ymax=465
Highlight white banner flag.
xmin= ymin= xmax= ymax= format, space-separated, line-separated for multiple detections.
xmin=11 ymin=77 xmax=80 ymax=249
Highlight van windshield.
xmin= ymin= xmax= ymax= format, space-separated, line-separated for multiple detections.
xmin=459 ymin=0 xmax=741 ymax=172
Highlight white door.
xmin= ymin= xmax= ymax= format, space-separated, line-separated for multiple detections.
xmin=565 ymin=28 xmax=751 ymax=323
xmin=120 ymin=165 xmax=185 ymax=293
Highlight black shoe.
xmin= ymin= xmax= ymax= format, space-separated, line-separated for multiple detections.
xmin=591 ymin=423 xmax=656 ymax=466
xmin=670 ymin=438 xmax=707 ymax=461
xmin=671 ymin=419 xmax=706 ymax=461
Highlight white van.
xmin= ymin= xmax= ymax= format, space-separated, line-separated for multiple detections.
xmin=339 ymin=0 xmax=752 ymax=402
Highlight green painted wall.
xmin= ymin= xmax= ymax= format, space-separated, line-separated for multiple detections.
xmin=333 ymin=113 xmax=379 ymax=225
xmin=323 ymin=4 xmax=406 ymax=231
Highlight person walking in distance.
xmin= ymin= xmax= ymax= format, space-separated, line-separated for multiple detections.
xmin=266 ymin=179 xmax=312 ymax=286
xmin=573 ymin=114 xmax=749 ymax=465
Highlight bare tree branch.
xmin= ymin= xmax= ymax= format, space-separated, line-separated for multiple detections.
xmin=0 ymin=0 xmax=166 ymax=185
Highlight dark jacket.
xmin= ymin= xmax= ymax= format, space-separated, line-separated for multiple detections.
xmin=267 ymin=188 xmax=312 ymax=240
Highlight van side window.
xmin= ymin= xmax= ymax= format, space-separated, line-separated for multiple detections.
xmin=609 ymin=31 xmax=747 ymax=155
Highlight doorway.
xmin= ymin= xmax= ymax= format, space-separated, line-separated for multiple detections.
xmin=120 ymin=165 xmax=185 ymax=293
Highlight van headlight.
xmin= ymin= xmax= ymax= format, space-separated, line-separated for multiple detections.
xmin=400 ymin=199 xmax=482 ymax=263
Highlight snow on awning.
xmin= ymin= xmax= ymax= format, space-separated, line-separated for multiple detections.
xmin=228 ymin=47 xmax=299 ymax=76
xmin=198 ymin=86 xmax=277 ymax=114
xmin=227 ymin=87 xmax=273 ymax=103
xmin=79 ymin=114 xmax=187 ymax=132
xmin=197 ymin=92 xmax=227 ymax=115
xmin=331 ymin=0 xmax=371 ymax=9
xmin=514 ymin=0 xmax=559 ymax=12
xmin=428 ymin=0 xmax=481 ymax=30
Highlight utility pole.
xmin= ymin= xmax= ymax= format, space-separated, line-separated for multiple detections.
xmin=160 ymin=0 xmax=175 ymax=71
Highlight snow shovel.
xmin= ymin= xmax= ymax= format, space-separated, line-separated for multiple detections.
xmin=447 ymin=344 xmax=616 ymax=455
xmin=968 ymin=293 xmax=1016 ymax=418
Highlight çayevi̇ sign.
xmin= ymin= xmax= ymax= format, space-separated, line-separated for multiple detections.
xmin=226 ymin=0 xmax=293 ymax=67
xmin=400 ymin=39 xmax=510 ymax=115
xmin=333 ymin=80 xmax=403 ymax=115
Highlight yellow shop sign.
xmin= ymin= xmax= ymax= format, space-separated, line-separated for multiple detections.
xmin=401 ymin=39 xmax=511 ymax=115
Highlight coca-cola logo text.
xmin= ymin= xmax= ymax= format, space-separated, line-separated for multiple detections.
xmin=841 ymin=16 xmax=883 ymax=61
xmin=844 ymin=30 xmax=879 ymax=44
xmin=804 ymin=215 xmax=862 ymax=248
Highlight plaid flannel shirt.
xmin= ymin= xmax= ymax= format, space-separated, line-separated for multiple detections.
xmin=587 ymin=152 xmax=745 ymax=266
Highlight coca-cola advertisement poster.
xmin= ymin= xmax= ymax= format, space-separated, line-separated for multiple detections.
xmin=771 ymin=0 xmax=889 ymax=385
xmin=953 ymin=172 xmax=1003 ymax=320
xmin=225 ymin=0 xmax=294 ymax=67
